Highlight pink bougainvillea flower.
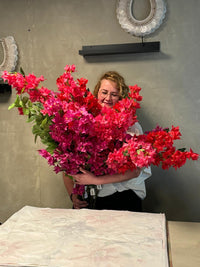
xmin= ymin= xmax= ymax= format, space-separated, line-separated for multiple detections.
xmin=2 ymin=71 xmax=26 ymax=94
xmin=38 ymin=149 xmax=55 ymax=166
xmin=64 ymin=64 xmax=76 ymax=73
xmin=3 ymin=65 xmax=199 ymax=197
xmin=25 ymin=74 xmax=44 ymax=90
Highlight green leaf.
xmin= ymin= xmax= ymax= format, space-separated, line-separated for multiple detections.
xmin=21 ymin=87 xmax=25 ymax=94
xmin=29 ymin=107 xmax=36 ymax=115
xmin=123 ymin=150 xmax=129 ymax=156
xmin=41 ymin=117 xmax=48 ymax=128
xmin=14 ymin=95 xmax=20 ymax=107
xmin=137 ymin=148 xmax=145 ymax=155
xmin=46 ymin=142 xmax=58 ymax=154
xmin=28 ymin=101 xmax=33 ymax=108
xmin=20 ymin=67 xmax=26 ymax=77
xmin=26 ymin=115 xmax=36 ymax=123
xmin=23 ymin=108 xmax=30 ymax=115
xmin=32 ymin=124 xmax=41 ymax=135
xmin=34 ymin=134 xmax=38 ymax=143
xmin=8 ymin=102 xmax=16 ymax=110
xmin=178 ymin=148 xmax=186 ymax=152
xmin=35 ymin=102 xmax=43 ymax=110
xmin=19 ymin=100 xmax=23 ymax=107
xmin=35 ymin=113 xmax=43 ymax=124
xmin=22 ymin=96 xmax=29 ymax=105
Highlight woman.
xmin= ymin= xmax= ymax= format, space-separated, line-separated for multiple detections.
xmin=63 ymin=71 xmax=151 ymax=211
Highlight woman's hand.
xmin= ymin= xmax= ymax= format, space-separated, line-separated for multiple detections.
xmin=73 ymin=168 xmax=100 ymax=185
xmin=73 ymin=167 xmax=142 ymax=186
xmin=71 ymin=194 xmax=88 ymax=209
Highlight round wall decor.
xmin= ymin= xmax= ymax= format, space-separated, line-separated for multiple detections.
xmin=116 ymin=0 xmax=166 ymax=37
xmin=0 ymin=36 xmax=18 ymax=79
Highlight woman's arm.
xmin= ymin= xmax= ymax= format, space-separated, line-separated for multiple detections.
xmin=62 ymin=173 xmax=74 ymax=197
xmin=73 ymin=167 xmax=141 ymax=186
xmin=62 ymin=173 xmax=88 ymax=209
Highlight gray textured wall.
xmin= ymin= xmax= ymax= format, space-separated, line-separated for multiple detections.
xmin=0 ymin=0 xmax=199 ymax=223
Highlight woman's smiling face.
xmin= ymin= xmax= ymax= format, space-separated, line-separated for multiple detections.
xmin=97 ymin=79 xmax=120 ymax=107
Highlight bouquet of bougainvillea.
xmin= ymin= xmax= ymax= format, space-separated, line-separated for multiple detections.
xmin=2 ymin=65 xmax=199 ymax=204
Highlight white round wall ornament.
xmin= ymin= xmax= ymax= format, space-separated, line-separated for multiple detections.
xmin=116 ymin=0 xmax=166 ymax=37
xmin=0 ymin=36 xmax=18 ymax=79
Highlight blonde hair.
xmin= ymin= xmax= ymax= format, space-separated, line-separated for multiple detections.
xmin=93 ymin=71 xmax=129 ymax=99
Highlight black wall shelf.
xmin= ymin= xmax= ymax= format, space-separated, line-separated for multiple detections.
xmin=79 ymin=42 xmax=160 ymax=57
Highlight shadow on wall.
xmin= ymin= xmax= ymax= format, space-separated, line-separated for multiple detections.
xmin=143 ymin=165 xmax=200 ymax=222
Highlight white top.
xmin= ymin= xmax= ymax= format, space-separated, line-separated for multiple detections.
xmin=98 ymin=122 xmax=152 ymax=199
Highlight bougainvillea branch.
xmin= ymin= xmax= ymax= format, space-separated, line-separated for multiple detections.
xmin=2 ymin=65 xmax=199 ymax=196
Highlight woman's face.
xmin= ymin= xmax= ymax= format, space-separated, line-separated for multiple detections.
xmin=97 ymin=79 xmax=120 ymax=107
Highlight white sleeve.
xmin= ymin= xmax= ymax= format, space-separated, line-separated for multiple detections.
xmin=134 ymin=166 xmax=152 ymax=184
xmin=128 ymin=122 xmax=143 ymax=136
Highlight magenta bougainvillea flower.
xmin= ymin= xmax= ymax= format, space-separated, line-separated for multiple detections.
xmin=2 ymin=65 xmax=199 ymax=196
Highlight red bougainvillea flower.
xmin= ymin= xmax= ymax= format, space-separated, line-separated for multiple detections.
xmin=18 ymin=107 xmax=24 ymax=115
xmin=2 ymin=65 xmax=199 ymax=197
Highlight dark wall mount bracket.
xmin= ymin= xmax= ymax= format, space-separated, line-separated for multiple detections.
xmin=79 ymin=41 xmax=160 ymax=57
xmin=0 ymin=84 xmax=12 ymax=95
